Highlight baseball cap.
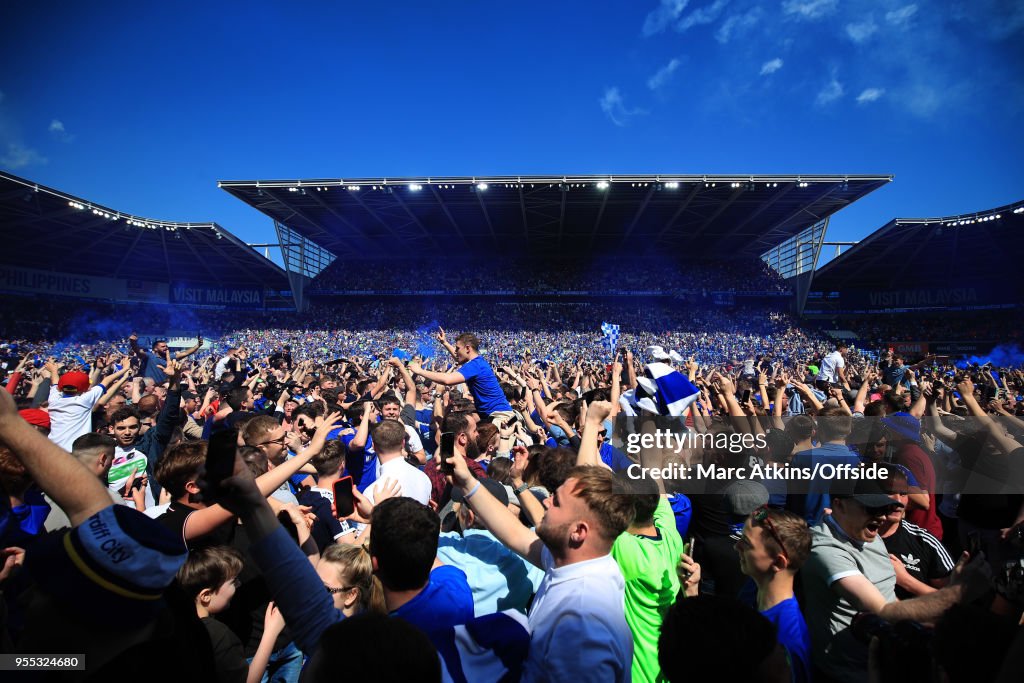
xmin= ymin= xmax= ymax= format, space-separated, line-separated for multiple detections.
xmin=58 ymin=371 xmax=90 ymax=394
xmin=451 ymin=477 xmax=509 ymax=506
xmin=722 ymin=480 xmax=769 ymax=517
xmin=180 ymin=390 xmax=198 ymax=400
xmin=18 ymin=408 xmax=51 ymax=429
xmin=24 ymin=505 xmax=188 ymax=627
xmin=830 ymin=471 xmax=904 ymax=510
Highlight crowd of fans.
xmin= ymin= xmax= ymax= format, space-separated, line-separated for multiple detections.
xmin=309 ymin=257 xmax=793 ymax=294
xmin=0 ymin=298 xmax=1023 ymax=681
xmin=839 ymin=312 xmax=1024 ymax=346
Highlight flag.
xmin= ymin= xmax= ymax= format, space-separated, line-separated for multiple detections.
xmin=623 ymin=362 xmax=700 ymax=416
xmin=392 ymin=348 xmax=412 ymax=363
xmin=601 ymin=322 xmax=620 ymax=353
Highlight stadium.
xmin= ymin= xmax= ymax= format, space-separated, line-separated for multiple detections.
xmin=2 ymin=165 xmax=1024 ymax=683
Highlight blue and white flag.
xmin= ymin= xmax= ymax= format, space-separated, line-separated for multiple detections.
xmin=436 ymin=610 xmax=530 ymax=683
xmin=623 ymin=362 xmax=700 ymax=416
xmin=601 ymin=322 xmax=620 ymax=353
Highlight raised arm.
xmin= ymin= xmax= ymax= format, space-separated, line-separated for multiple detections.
xmin=446 ymin=444 xmax=545 ymax=568
xmin=0 ymin=390 xmax=111 ymax=525
xmin=389 ymin=358 xmax=418 ymax=407
xmin=435 ymin=326 xmax=458 ymax=361
xmin=174 ymin=335 xmax=203 ymax=361
xmin=407 ymin=361 xmax=465 ymax=387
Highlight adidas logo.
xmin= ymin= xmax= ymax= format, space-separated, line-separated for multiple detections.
xmin=900 ymin=554 xmax=921 ymax=567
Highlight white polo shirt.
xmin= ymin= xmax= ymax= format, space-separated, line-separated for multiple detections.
xmin=364 ymin=455 xmax=432 ymax=506
xmin=523 ymin=546 xmax=633 ymax=682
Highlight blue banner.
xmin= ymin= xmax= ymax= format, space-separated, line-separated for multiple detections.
xmin=170 ymin=285 xmax=263 ymax=307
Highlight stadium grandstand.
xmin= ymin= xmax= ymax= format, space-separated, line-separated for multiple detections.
xmin=0 ymin=170 xmax=290 ymax=310
xmin=805 ymin=198 xmax=1024 ymax=357
xmin=219 ymin=174 xmax=892 ymax=309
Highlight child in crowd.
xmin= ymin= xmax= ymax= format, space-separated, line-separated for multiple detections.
xmin=177 ymin=545 xmax=286 ymax=683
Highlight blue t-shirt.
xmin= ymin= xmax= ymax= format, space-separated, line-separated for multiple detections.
xmin=391 ymin=565 xmax=474 ymax=634
xmin=599 ymin=443 xmax=633 ymax=472
xmin=341 ymin=432 xmax=378 ymax=489
xmin=459 ymin=356 xmax=512 ymax=416
xmin=668 ymin=493 xmax=692 ymax=539
xmin=141 ymin=353 xmax=167 ymax=382
xmin=790 ymin=444 xmax=861 ymax=525
xmin=761 ymin=597 xmax=811 ymax=683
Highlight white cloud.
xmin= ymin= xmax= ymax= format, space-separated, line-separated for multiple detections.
xmin=815 ymin=74 xmax=844 ymax=106
xmin=856 ymin=87 xmax=885 ymax=103
xmin=647 ymin=58 xmax=682 ymax=90
xmin=48 ymin=119 xmax=74 ymax=143
xmin=845 ymin=18 xmax=878 ymax=43
xmin=676 ymin=0 xmax=730 ymax=33
xmin=885 ymin=4 xmax=918 ymax=26
xmin=782 ymin=0 xmax=838 ymax=20
xmin=1 ymin=142 xmax=47 ymax=169
xmin=760 ymin=58 xmax=784 ymax=75
xmin=716 ymin=8 xmax=762 ymax=43
xmin=599 ymin=87 xmax=646 ymax=126
xmin=643 ymin=0 xmax=690 ymax=37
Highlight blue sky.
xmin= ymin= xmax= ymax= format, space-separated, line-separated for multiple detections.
xmin=1 ymin=1 xmax=1021 ymax=267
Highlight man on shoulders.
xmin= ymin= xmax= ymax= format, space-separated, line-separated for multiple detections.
xmin=129 ymin=333 xmax=202 ymax=383
xmin=408 ymin=329 xmax=513 ymax=420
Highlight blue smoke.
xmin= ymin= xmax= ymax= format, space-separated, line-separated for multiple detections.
xmin=412 ymin=320 xmax=440 ymax=359
xmin=954 ymin=344 xmax=1024 ymax=368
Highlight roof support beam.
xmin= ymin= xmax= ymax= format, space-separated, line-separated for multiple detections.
xmin=475 ymin=189 xmax=497 ymax=241
xmin=655 ymin=183 xmax=702 ymax=241
xmin=518 ymin=185 xmax=530 ymax=240
xmin=682 ymin=187 xmax=745 ymax=247
xmin=430 ymin=186 xmax=466 ymax=240
xmin=622 ymin=185 xmax=657 ymax=240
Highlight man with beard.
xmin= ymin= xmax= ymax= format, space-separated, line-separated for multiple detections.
xmin=445 ymin=443 xmax=635 ymax=682
xmin=424 ymin=412 xmax=488 ymax=508
xmin=44 ymin=433 xmax=125 ymax=530
xmin=802 ymin=470 xmax=987 ymax=682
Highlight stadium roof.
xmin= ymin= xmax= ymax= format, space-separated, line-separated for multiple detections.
xmin=0 ymin=170 xmax=287 ymax=286
xmin=812 ymin=199 xmax=1024 ymax=291
xmin=219 ymin=174 xmax=892 ymax=260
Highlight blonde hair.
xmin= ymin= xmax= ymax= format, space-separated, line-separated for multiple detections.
xmin=321 ymin=543 xmax=386 ymax=615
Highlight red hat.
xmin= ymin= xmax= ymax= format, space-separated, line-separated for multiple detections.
xmin=19 ymin=408 xmax=51 ymax=429
xmin=58 ymin=371 xmax=90 ymax=394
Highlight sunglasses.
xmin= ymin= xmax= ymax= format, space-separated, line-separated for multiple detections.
xmin=751 ymin=505 xmax=788 ymax=561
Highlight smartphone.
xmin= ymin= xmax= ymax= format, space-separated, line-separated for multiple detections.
xmin=967 ymin=530 xmax=982 ymax=559
xmin=686 ymin=536 xmax=697 ymax=558
xmin=741 ymin=389 xmax=752 ymax=403
xmin=439 ymin=431 xmax=456 ymax=475
xmin=204 ymin=429 xmax=239 ymax=499
xmin=333 ymin=475 xmax=355 ymax=518
xmin=278 ymin=510 xmax=300 ymax=544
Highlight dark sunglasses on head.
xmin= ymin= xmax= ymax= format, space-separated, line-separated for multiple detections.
xmin=752 ymin=505 xmax=789 ymax=561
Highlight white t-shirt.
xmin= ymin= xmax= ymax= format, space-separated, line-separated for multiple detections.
xmin=365 ymin=456 xmax=432 ymax=506
xmin=523 ymin=547 xmax=633 ymax=682
xmin=214 ymin=355 xmax=233 ymax=380
xmin=47 ymin=384 xmax=104 ymax=451
xmin=819 ymin=350 xmax=846 ymax=384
